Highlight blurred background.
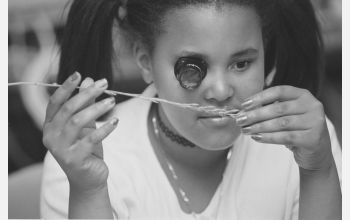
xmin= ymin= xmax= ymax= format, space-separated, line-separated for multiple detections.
xmin=7 ymin=0 xmax=342 ymax=218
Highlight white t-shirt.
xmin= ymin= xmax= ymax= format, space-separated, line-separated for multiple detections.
xmin=40 ymin=85 xmax=342 ymax=220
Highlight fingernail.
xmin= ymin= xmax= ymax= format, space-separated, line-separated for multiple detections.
xmin=110 ymin=118 xmax=119 ymax=126
xmin=70 ymin=72 xmax=79 ymax=82
xmin=103 ymin=97 xmax=115 ymax=105
xmin=81 ymin=77 xmax=94 ymax=88
xmin=241 ymin=126 xmax=251 ymax=134
xmin=227 ymin=108 xmax=240 ymax=114
xmin=241 ymin=99 xmax=253 ymax=110
xmin=236 ymin=115 xmax=247 ymax=125
xmin=95 ymin=78 xmax=108 ymax=88
xmin=251 ymin=134 xmax=262 ymax=141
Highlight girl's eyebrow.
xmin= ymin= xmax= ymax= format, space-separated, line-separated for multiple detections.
xmin=177 ymin=47 xmax=258 ymax=60
xmin=230 ymin=48 xmax=258 ymax=59
xmin=177 ymin=51 xmax=208 ymax=60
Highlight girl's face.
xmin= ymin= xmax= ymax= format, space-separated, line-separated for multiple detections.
xmin=150 ymin=5 xmax=265 ymax=150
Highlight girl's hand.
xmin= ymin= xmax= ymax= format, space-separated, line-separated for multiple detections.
xmin=42 ymin=72 xmax=118 ymax=193
xmin=236 ymin=85 xmax=332 ymax=171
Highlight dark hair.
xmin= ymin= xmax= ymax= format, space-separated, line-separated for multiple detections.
xmin=57 ymin=0 xmax=323 ymax=97
xmin=270 ymin=0 xmax=324 ymax=97
xmin=57 ymin=0 xmax=121 ymax=87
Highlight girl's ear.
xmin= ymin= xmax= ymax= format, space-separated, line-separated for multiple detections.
xmin=133 ymin=41 xmax=153 ymax=84
xmin=265 ymin=66 xmax=276 ymax=87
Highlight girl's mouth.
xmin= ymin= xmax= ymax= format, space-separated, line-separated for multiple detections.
xmin=198 ymin=115 xmax=234 ymax=127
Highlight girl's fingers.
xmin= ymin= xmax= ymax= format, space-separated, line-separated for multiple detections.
xmin=241 ymin=114 xmax=310 ymax=134
xmin=45 ymin=72 xmax=81 ymax=123
xmin=250 ymin=130 xmax=307 ymax=146
xmin=80 ymin=77 xmax=94 ymax=91
xmin=78 ymin=78 xmax=97 ymax=139
xmin=236 ymin=100 xmax=305 ymax=127
xmin=241 ymin=85 xmax=308 ymax=111
xmin=62 ymin=97 xmax=116 ymax=142
xmin=78 ymin=118 xmax=119 ymax=154
xmin=79 ymin=77 xmax=95 ymax=108
xmin=52 ymin=78 xmax=108 ymax=127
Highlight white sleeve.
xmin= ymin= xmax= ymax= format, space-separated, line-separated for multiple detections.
xmin=289 ymin=116 xmax=342 ymax=220
xmin=40 ymin=152 xmax=69 ymax=219
xmin=289 ymin=187 xmax=300 ymax=220
xmin=326 ymin=117 xmax=342 ymax=186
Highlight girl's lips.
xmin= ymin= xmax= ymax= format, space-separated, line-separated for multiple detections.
xmin=198 ymin=115 xmax=234 ymax=127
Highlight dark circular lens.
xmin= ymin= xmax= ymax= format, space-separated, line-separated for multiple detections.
xmin=174 ymin=57 xmax=207 ymax=90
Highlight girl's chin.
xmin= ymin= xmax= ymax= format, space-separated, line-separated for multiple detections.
xmin=194 ymin=131 xmax=241 ymax=151
xmin=199 ymin=143 xmax=233 ymax=151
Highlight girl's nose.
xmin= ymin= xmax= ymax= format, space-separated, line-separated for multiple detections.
xmin=203 ymin=72 xmax=234 ymax=105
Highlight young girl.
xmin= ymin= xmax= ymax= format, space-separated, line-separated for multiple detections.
xmin=40 ymin=0 xmax=342 ymax=219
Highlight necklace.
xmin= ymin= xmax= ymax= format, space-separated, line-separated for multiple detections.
xmin=151 ymin=104 xmax=232 ymax=219
xmin=154 ymin=105 xmax=196 ymax=148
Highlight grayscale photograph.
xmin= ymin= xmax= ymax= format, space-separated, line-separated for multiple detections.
xmin=8 ymin=0 xmax=342 ymax=219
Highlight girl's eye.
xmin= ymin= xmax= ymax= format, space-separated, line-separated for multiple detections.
xmin=232 ymin=60 xmax=251 ymax=72
xmin=174 ymin=57 xmax=207 ymax=90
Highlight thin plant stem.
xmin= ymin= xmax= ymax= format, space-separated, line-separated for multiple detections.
xmin=8 ymin=81 xmax=240 ymax=117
